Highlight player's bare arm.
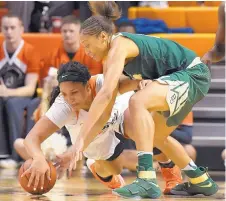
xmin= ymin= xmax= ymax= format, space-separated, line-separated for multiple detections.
xmin=78 ymin=36 xmax=139 ymax=150
xmin=202 ymin=3 xmax=225 ymax=65
xmin=22 ymin=116 xmax=60 ymax=189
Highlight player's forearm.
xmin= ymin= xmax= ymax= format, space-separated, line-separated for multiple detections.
xmin=82 ymin=108 xmax=112 ymax=150
xmin=8 ymin=85 xmax=36 ymax=97
xmin=79 ymin=90 xmax=114 ymax=150
xmin=24 ymin=134 xmax=45 ymax=160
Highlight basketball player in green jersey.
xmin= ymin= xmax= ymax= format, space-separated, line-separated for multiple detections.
xmin=56 ymin=2 xmax=218 ymax=198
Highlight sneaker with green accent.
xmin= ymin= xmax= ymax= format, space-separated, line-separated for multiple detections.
xmin=170 ymin=167 xmax=218 ymax=196
xmin=112 ymin=167 xmax=161 ymax=198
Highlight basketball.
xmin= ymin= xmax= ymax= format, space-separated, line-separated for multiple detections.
xmin=18 ymin=159 xmax=57 ymax=195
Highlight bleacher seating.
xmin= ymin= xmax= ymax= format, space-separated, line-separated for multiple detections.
xmin=193 ymin=65 xmax=225 ymax=170
xmin=129 ymin=7 xmax=218 ymax=33
xmin=151 ymin=33 xmax=215 ymax=57
xmin=168 ymin=1 xmax=221 ymax=7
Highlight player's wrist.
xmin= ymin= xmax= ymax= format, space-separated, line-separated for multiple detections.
xmin=32 ymin=154 xmax=46 ymax=160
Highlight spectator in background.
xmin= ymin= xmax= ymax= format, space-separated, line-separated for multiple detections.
xmin=0 ymin=14 xmax=40 ymax=168
xmin=40 ymin=15 xmax=102 ymax=81
xmin=33 ymin=15 xmax=103 ymax=148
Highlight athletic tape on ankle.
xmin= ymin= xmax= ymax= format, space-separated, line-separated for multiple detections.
xmin=189 ymin=173 xmax=208 ymax=184
xmin=138 ymin=171 xmax=156 ymax=179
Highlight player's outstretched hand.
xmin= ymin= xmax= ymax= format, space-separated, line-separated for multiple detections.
xmin=55 ymin=138 xmax=84 ymax=179
xmin=21 ymin=155 xmax=51 ymax=191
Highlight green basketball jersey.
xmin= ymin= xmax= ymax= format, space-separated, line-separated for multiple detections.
xmin=120 ymin=32 xmax=197 ymax=80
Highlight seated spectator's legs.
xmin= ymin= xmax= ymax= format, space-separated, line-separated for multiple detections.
xmin=170 ymin=125 xmax=193 ymax=145
xmin=0 ymin=98 xmax=10 ymax=157
xmin=25 ymin=97 xmax=41 ymax=134
xmin=14 ymin=138 xmax=30 ymax=160
xmin=4 ymin=97 xmax=32 ymax=161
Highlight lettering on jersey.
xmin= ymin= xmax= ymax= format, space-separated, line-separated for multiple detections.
xmin=102 ymin=110 xmax=119 ymax=132
xmin=170 ymin=93 xmax=177 ymax=104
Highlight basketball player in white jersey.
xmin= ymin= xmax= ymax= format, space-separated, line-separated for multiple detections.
xmin=20 ymin=61 xmax=139 ymax=191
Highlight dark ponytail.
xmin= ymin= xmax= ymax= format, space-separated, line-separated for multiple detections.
xmin=50 ymin=86 xmax=60 ymax=107
xmin=81 ymin=1 xmax=121 ymax=36
xmin=89 ymin=1 xmax=121 ymax=21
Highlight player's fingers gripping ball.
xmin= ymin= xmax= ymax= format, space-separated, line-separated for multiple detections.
xmin=18 ymin=159 xmax=57 ymax=195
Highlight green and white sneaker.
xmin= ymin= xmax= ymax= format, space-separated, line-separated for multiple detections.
xmin=112 ymin=166 xmax=161 ymax=198
xmin=170 ymin=167 xmax=219 ymax=196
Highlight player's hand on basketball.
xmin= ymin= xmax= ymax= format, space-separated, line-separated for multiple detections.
xmin=21 ymin=155 xmax=51 ymax=191
xmin=138 ymin=80 xmax=153 ymax=90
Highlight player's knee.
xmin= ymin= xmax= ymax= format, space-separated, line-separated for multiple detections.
xmin=110 ymin=165 xmax=122 ymax=175
xmin=106 ymin=161 xmax=123 ymax=175
xmin=14 ymin=138 xmax=24 ymax=151
xmin=129 ymin=94 xmax=142 ymax=109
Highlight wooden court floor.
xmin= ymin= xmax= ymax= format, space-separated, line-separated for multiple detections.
xmin=0 ymin=167 xmax=224 ymax=201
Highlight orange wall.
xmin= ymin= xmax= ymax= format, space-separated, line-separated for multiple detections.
xmin=0 ymin=33 xmax=215 ymax=59
xmin=0 ymin=34 xmax=62 ymax=59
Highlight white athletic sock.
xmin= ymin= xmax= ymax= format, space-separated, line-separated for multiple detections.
xmin=159 ymin=159 xmax=171 ymax=164
xmin=137 ymin=151 xmax=153 ymax=157
xmin=182 ymin=160 xmax=197 ymax=171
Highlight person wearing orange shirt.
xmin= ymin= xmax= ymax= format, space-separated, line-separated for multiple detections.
xmin=0 ymin=14 xmax=40 ymax=168
xmin=41 ymin=15 xmax=103 ymax=81
xmin=36 ymin=15 xmax=103 ymax=120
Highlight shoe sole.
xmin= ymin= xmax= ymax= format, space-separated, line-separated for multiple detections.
xmin=112 ymin=189 xmax=161 ymax=199
xmin=170 ymin=187 xmax=219 ymax=196
xmin=112 ymin=190 xmax=141 ymax=199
